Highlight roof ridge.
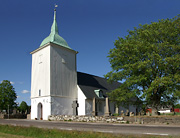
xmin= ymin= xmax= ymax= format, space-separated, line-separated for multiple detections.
xmin=77 ymin=71 xmax=104 ymax=79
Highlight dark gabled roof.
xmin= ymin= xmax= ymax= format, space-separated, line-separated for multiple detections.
xmin=77 ymin=72 xmax=121 ymax=99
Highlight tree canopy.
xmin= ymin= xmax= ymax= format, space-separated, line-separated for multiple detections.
xmin=0 ymin=80 xmax=17 ymax=111
xmin=105 ymin=16 xmax=180 ymax=114
xmin=174 ymin=104 xmax=180 ymax=108
xmin=19 ymin=101 xmax=28 ymax=114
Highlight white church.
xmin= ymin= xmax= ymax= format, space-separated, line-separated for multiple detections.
xmin=30 ymin=8 xmax=137 ymax=120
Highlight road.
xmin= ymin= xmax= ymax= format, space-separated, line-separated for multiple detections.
xmin=0 ymin=119 xmax=180 ymax=136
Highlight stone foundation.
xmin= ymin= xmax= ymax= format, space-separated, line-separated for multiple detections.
xmin=0 ymin=113 xmax=27 ymax=119
xmin=48 ymin=115 xmax=124 ymax=123
xmin=48 ymin=115 xmax=180 ymax=125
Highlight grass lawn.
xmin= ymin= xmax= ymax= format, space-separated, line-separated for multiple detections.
xmin=0 ymin=132 xmax=32 ymax=138
xmin=0 ymin=125 xmax=179 ymax=138
xmin=160 ymin=113 xmax=180 ymax=115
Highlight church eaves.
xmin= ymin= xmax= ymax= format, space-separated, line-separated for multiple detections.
xmin=40 ymin=9 xmax=71 ymax=50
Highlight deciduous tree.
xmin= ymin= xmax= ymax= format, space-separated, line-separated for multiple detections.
xmin=105 ymin=16 xmax=180 ymax=115
xmin=19 ymin=101 xmax=28 ymax=114
xmin=0 ymin=80 xmax=17 ymax=112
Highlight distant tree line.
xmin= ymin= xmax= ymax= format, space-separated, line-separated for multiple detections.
xmin=0 ymin=80 xmax=30 ymax=114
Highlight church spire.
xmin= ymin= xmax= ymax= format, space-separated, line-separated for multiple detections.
xmin=39 ymin=5 xmax=71 ymax=49
xmin=50 ymin=6 xmax=59 ymax=35
xmin=54 ymin=4 xmax=58 ymax=19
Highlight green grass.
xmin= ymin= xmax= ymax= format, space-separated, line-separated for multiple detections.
xmin=0 ymin=132 xmax=32 ymax=138
xmin=160 ymin=112 xmax=180 ymax=116
xmin=0 ymin=125 xmax=178 ymax=138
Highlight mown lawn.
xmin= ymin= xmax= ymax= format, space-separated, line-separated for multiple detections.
xmin=0 ymin=125 xmax=178 ymax=138
xmin=0 ymin=132 xmax=32 ymax=138
xmin=160 ymin=113 xmax=180 ymax=116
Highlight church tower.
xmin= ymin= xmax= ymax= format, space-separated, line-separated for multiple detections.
xmin=30 ymin=8 xmax=77 ymax=120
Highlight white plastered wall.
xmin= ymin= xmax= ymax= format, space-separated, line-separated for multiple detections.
xmin=31 ymin=96 xmax=51 ymax=120
xmin=96 ymin=100 xmax=105 ymax=116
xmin=77 ymin=85 xmax=86 ymax=115
xmin=51 ymin=96 xmax=75 ymax=115
xmin=85 ymin=99 xmax=93 ymax=115
xmin=50 ymin=45 xmax=77 ymax=98
xmin=31 ymin=45 xmax=51 ymax=120
xmin=31 ymin=43 xmax=78 ymax=119
xmin=31 ymin=46 xmax=50 ymax=97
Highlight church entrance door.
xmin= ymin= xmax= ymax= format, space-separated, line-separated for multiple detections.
xmin=37 ymin=103 xmax=43 ymax=120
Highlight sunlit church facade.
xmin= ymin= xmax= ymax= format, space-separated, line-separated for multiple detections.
xmin=30 ymin=9 xmax=137 ymax=120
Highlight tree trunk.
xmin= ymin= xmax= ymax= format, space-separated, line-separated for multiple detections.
xmin=151 ymin=107 xmax=158 ymax=116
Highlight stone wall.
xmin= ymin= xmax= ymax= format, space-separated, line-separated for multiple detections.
xmin=27 ymin=114 xmax=31 ymax=120
xmin=48 ymin=115 xmax=180 ymax=125
xmin=48 ymin=115 xmax=124 ymax=123
xmin=0 ymin=114 xmax=4 ymax=119
xmin=0 ymin=113 xmax=27 ymax=119
xmin=123 ymin=116 xmax=180 ymax=125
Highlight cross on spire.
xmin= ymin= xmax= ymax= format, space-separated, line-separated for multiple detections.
xmin=54 ymin=4 xmax=58 ymax=11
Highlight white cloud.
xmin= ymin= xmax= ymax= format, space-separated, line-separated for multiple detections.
xmin=10 ymin=81 xmax=15 ymax=84
xmin=21 ymin=90 xmax=30 ymax=94
xmin=1 ymin=81 xmax=15 ymax=84
xmin=17 ymin=81 xmax=24 ymax=84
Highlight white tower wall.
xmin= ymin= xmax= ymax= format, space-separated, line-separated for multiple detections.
xmin=31 ymin=9 xmax=77 ymax=120
xmin=31 ymin=43 xmax=77 ymax=120
xmin=50 ymin=45 xmax=77 ymax=98
xmin=31 ymin=46 xmax=50 ymax=97
xmin=31 ymin=97 xmax=51 ymax=120
xmin=50 ymin=44 xmax=77 ymax=116
xmin=31 ymin=45 xmax=51 ymax=120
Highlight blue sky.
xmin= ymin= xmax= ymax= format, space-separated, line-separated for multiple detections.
xmin=0 ymin=0 xmax=180 ymax=105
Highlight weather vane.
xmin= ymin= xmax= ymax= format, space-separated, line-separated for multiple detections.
xmin=54 ymin=4 xmax=58 ymax=11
